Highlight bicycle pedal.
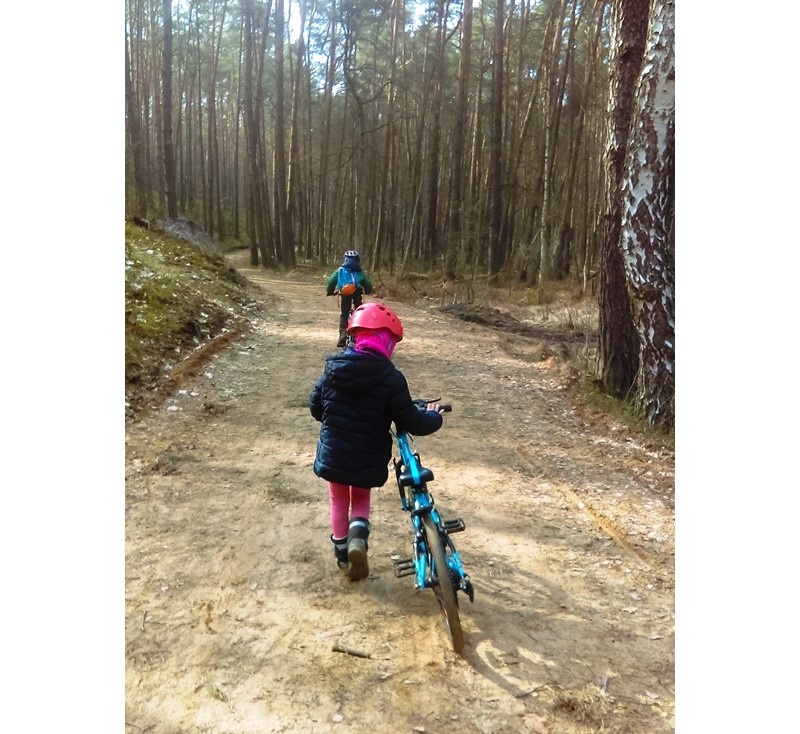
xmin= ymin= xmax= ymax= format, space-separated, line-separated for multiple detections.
xmin=444 ymin=518 xmax=466 ymax=533
xmin=391 ymin=557 xmax=415 ymax=577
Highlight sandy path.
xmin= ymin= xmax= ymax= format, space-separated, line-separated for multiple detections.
xmin=125 ymin=255 xmax=675 ymax=733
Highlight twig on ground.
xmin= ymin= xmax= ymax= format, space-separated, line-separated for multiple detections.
xmin=514 ymin=685 xmax=547 ymax=698
xmin=332 ymin=643 xmax=371 ymax=659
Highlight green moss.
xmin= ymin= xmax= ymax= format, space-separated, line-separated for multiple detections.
xmin=124 ymin=222 xmax=256 ymax=397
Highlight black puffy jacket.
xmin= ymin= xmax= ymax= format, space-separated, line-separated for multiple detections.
xmin=310 ymin=349 xmax=443 ymax=488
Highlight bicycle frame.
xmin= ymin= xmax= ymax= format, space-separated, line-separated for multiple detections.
xmin=392 ymin=428 xmax=474 ymax=602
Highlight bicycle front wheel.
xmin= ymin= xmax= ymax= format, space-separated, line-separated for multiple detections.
xmin=422 ymin=513 xmax=464 ymax=655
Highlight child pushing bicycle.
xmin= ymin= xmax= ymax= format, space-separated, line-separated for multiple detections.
xmin=309 ymin=302 xmax=446 ymax=580
xmin=325 ymin=250 xmax=373 ymax=347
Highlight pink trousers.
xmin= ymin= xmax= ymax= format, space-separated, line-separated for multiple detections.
xmin=328 ymin=482 xmax=371 ymax=539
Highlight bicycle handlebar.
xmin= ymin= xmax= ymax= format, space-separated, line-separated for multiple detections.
xmin=413 ymin=397 xmax=452 ymax=413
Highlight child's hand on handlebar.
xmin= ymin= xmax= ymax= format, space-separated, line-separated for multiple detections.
xmin=413 ymin=397 xmax=452 ymax=414
xmin=426 ymin=402 xmax=445 ymax=414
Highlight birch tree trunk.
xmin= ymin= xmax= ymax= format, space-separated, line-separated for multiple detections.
xmin=620 ymin=0 xmax=675 ymax=428
xmin=598 ymin=0 xmax=649 ymax=399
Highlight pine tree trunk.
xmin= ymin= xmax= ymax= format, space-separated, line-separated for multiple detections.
xmin=274 ymin=0 xmax=295 ymax=267
xmin=488 ymin=0 xmax=504 ymax=277
xmin=161 ymin=0 xmax=178 ymax=219
xmin=125 ymin=31 xmax=149 ymax=216
xmin=444 ymin=0 xmax=473 ymax=281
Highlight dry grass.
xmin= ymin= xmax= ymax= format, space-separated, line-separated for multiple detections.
xmin=553 ymin=683 xmax=620 ymax=733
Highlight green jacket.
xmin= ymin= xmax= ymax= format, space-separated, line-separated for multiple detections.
xmin=325 ymin=265 xmax=373 ymax=296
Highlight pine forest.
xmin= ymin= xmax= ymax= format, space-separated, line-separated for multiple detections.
xmin=124 ymin=0 xmax=674 ymax=428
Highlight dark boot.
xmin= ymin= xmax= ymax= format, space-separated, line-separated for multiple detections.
xmin=330 ymin=534 xmax=349 ymax=569
xmin=347 ymin=517 xmax=370 ymax=581
xmin=337 ymin=329 xmax=347 ymax=348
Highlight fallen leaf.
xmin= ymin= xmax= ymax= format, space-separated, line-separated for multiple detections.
xmin=523 ymin=711 xmax=549 ymax=733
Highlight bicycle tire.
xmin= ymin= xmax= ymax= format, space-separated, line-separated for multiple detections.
xmin=422 ymin=513 xmax=464 ymax=655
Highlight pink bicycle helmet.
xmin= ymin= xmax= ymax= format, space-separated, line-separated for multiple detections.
xmin=347 ymin=302 xmax=404 ymax=341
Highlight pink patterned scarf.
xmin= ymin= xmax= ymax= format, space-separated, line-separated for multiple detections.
xmin=354 ymin=328 xmax=398 ymax=359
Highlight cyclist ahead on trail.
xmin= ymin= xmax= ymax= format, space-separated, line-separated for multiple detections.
xmin=309 ymin=302 xmax=445 ymax=581
xmin=326 ymin=250 xmax=373 ymax=347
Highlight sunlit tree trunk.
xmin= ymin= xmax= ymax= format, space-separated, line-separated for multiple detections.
xmin=274 ymin=0 xmax=295 ymax=267
xmin=551 ymin=0 xmax=589 ymax=279
xmin=207 ymin=0 xmax=228 ymax=240
xmin=125 ymin=29 xmax=149 ymax=216
xmin=287 ymin=0 xmax=306 ymax=257
xmin=565 ymin=2 xmax=608 ymax=285
xmin=372 ymin=0 xmax=403 ymax=272
xmin=598 ymin=0 xmax=649 ymax=398
xmin=443 ymin=0 xmax=472 ymax=281
xmin=488 ymin=0 xmax=504 ymax=277
xmin=520 ymin=0 xmax=561 ymax=285
xmin=316 ymin=0 xmax=337 ymax=263
xmin=191 ymin=4 xmax=207 ymax=225
xmin=424 ymin=0 xmax=447 ymax=264
xmin=242 ymin=0 xmax=273 ymax=266
xmin=341 ymin=9 xmax=371 ymax=258
xmin=179 ymin=15 xmax=195 ymax=215
xmin=162 ymin=0 xmax=178 ymax=219
xmin=537 ymin=0 xmax=567 ymax=288
xmin=620 ymin=0 xmax=675 ymax=428
xmin=232 ymin=49 xmax=242 ymax=240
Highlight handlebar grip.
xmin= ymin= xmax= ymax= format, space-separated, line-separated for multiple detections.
xmin=413 ymin=397 xmax=452 ymax=413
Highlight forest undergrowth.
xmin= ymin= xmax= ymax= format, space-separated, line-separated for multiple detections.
xmin=124 ymin=217 xmax=662 ymax=446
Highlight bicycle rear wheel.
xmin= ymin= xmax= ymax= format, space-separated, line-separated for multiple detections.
xmin=422 ymin=513 xmax=464 ymax=655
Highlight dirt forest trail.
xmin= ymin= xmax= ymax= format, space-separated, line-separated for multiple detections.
xmin=125 ymin=251 xmax=675 ymax=734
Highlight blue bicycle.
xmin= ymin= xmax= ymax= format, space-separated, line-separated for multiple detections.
xmin=391 ymin=399 xmax=474 ymax=655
